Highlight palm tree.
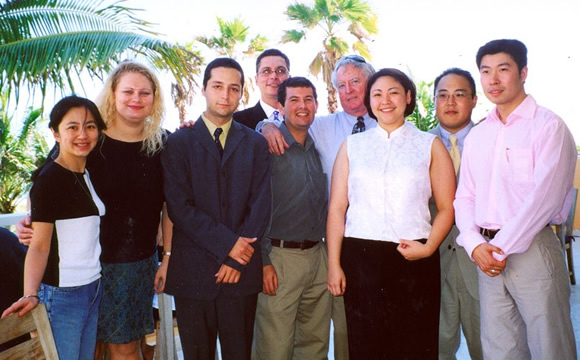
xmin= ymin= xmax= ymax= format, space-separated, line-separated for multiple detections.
xmin=0 ymin=90 xmax=48 ymax=213
xmin=407 ymin=80 xmax=438 ymax=131
xmin=196 ymin=16 xmax=268 ymax=105
xmin=282 ymin=0 xmax=378 ymax=113
xmin=0 ymin=0 xmax=200 ymax=104
xmin=170 ymin=43 xmax=204 ymax=124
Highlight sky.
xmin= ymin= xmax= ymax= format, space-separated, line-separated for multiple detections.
xmin=125 ymin=0 xmax=579 ymax=140
xmin=23 ymin=0 xmax=580 ymax=141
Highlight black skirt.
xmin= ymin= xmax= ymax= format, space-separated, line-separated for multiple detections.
xmin=341 ymin=237 xmax=440 ymax=360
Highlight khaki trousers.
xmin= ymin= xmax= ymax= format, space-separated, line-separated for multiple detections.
xmin=253 ymin=243 xmax=332 ymax=360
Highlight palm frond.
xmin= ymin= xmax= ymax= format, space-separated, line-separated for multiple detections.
xmin=281 ymin=29 xmax=305 ymax=44
xmin=286 ymin=3 xmax=319 ymax=28
xmin=352 ymin=40 xmax=371 ymax=59
xmin=0 ymin=0 xmax=199 ymax=103
xmin=309 ymin=51 xmax=324 ymax=77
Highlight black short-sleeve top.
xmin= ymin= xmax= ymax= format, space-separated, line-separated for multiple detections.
xmin=87 ymin=135 xmax=165 ymax=263
xmin=30 ymin=162 xmax=105 ymax=287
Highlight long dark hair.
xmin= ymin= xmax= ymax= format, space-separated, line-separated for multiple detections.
xmin=32 ymin=96 xmax=106 ymax=181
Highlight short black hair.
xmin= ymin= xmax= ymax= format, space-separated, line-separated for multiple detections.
xmin=433 ymin=68 xmax=477 ymax=98
xmin=256 ymin=49 xmax=290 ymax=73
xmin=277 ymin=77 xmax=317 ymax=106
xmin=476 ymin=39 xmax=527 ymax=73
xmin=49 ymin=95 xmax=106 ymax=133
xmin=203 ymin=57 xmax=245 ymax=89
xmin=364 ymin=68 xmax=416 ymax=119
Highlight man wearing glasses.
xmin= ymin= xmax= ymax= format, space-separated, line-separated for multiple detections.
xmin=430 ymin=68 xmax=482 ymax=360
xmin=261 ymin=55 xmax=376 ymax=360
xmin=234 ymin=49 xmax=290 ymax=129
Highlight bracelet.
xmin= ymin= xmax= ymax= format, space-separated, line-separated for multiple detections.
xmin=162 ymin=251 xmax=171 ymax=257
xmin=20 ymin=294 xmax=40 ymax=301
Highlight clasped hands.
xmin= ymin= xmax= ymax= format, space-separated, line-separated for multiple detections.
xmin=215 ymin=236 xmax=256 ymax=284
xmin=472 ymin=243 xmax=506 ymax=277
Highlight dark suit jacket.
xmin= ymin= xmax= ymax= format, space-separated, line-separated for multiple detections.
xmin=233 ymin=101 xmax=267 ymax=130
xmin=161 ymin=117 xmax=272 ymax=300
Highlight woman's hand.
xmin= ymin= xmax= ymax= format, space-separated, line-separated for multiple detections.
xmin=1 ymin=296 xmax=39 ymax=318
xmin=397 ymin=239 xmax=436 ymax=261
xmin=327 ymin=265 xmax=346 ymax=296
xmin=154 ymin=261 xmax=168 ymax=293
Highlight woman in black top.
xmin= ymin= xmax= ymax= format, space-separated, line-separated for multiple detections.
xmin=3 ymin=96 xmax=107 ymax=359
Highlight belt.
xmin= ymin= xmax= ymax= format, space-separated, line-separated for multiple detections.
xmin=270 ymin=238 xmax=319 ymax=250
xmin=480 ymin=228 xmax=500 ymax=239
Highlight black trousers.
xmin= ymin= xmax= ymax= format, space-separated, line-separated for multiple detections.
xmin=342 ymin=237 xmax=440 ymax=360
xmin=174 ymin=292 xmax=258 ymax=360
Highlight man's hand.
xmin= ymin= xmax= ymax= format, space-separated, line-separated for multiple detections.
xmin=215 ymin=264 xmax=241 ymax=284
xmin=228 ymin=237 xmax=257 ymax=265
xmin=16 ymin=215 xmax=33 ymax=246
xmin=177 ymin=120 xmax=196 ymax=130
xmin=261 ymin=123 xmax=289 ymax=155
xmin=397 ymin=239 xmax=436 ymax=261
xmin=262 ymin=265 xmax=278 ymax=296
xmin=472 ymin=243 xmax=507 ymax=277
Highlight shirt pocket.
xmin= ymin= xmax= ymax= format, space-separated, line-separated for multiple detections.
xmin=507 ymin=148 xmax=534 ymax=184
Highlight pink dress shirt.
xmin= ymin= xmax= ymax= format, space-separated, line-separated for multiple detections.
xmin=454 ymin=95 xmax=577 ymax=261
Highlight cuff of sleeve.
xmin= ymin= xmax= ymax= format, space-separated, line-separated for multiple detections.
xmin=224 ymin=256 xmax=247 ymax=272
xmin=459 ymin=232 xmax=487 ymax=261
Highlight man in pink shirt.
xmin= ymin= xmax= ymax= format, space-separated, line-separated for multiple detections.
xmin=454 ymin=39 xmax=577 ymax=359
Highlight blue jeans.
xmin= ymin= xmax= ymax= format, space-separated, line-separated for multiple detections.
xmin=39 ymin=278 xmax=102 ymax=360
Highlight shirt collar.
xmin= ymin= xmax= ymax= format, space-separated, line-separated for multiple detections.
xmin=439 ymin=122 xmax=474 ymax=148
xmin=260 ymin=99 xmax=278 ymax=119
xmin=201 ymin=113 xmax=233 ymax=146
xmin=375 ymin=120 xmax=412 ymax=139
xmin=280 ymin=122 xmax=314 ymax=150
xmin=491 ymin=94 xmax=536 ymax=124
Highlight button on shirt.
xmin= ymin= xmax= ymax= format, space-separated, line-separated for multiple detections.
xmin=262 ymin=123 xmax=328 ymax=265
xmin=454 ymin=95 xmax=577 ymax=260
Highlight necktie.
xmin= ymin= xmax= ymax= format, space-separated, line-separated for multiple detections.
xmin=272 ymin=110 xmax=280 ymax=122
xmin=214 ymin=128 xmax=224 ymax=157
xmin=449 ymin=134 xmax=460 ymax=175
xmin=352 ymin=116 xmax=365 ymax=134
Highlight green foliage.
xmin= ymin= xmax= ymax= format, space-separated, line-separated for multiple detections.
xmin=196 ymin=16 xmax=268 ymax=58
xmin=282 ymin=0 xmax=378 ymax=113
xmin=407 ymin=80 xmax=439 ymax=131
xmin=195 ymin=16 xmax=268 ymax=105
xmin=0 ymin=90 xmax=48 ymax=213
xmin=0 ymin=0 xmax=200 ymax=103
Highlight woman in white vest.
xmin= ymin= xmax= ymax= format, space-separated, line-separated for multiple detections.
xmin=326 ymin=68 xmax=456 ymax=359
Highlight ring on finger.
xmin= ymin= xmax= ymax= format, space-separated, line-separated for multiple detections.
xmin=491 ymin=269 xmax=497 ymax=274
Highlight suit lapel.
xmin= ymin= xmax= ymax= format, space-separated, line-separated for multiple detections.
xmin=193 ymin=117 xmax=222 ymax=163
xmin=223 ymin=121 xmax=246 ymax=164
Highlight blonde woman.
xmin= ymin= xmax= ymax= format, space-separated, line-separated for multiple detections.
xmin=17 ymin=61 xmax=172 ymax=360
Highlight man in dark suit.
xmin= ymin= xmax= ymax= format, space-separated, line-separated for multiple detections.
xmin=233 ymin=49 xmax=290 ymax=129
xmin=162 ymin=57 xmax=272 ymax=360
xmin=429 ymin=68 xmax=482 ymax=360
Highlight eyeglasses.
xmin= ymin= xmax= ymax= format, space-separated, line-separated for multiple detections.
xmin=436 ymin=90 xmax=471 ymax=102
xmin=258 ymin=67 xmax=289 ymax=77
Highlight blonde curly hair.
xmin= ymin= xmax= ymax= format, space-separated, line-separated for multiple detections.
xmin=96 ymin=61 xmax=165 ymax=156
